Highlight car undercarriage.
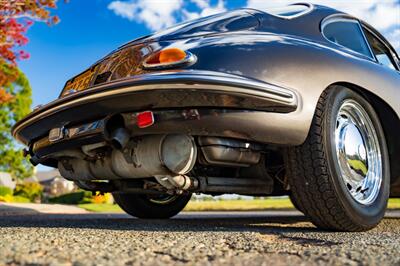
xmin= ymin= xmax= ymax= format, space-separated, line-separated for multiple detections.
xmin=29 ymin=110 xmax=290 ymax=198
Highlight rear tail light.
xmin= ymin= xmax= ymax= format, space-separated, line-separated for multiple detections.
xmin=143 ymin=48 xmax=196 ymax=70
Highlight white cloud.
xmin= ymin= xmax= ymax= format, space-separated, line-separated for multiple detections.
xmin=190 ymin=0 xmax=210 ymax=9
xmin=197 ymin=0 xmax=226 ymax=17
xmin=247 ymin=0 xmax=400 ymax=52
xmin=108 ymin=0 xmax=226 ymax=31
xmin=108 ymin=0 xmax=183 ymax=31
xmin=183 ymin=0 xmax=226 ymax=20
xmin=387 ymin=29 xmax=400 ymax=50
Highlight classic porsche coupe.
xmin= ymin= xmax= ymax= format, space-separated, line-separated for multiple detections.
xmin=12 ymin=3 xmax=400 ymax=231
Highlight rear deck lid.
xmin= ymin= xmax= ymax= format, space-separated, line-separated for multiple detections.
xmin=121 ymin=9 xmax=260 ymax=46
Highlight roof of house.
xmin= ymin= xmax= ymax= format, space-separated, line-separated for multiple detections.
xmin=26 ymin=169 xmax=62 ymax=183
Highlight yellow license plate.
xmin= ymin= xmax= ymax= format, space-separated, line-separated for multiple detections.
xmin=63 ymin=67 xmax=98 ymax=93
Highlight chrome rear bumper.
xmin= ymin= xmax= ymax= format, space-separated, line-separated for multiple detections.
xmin=12 ymin=70 xmax=299 ymax=148
xmin=31 ymin=108 xmax=304 ymax=167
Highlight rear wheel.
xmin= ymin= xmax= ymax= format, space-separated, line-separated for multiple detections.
xmin=113 ymin=193 xmax=192 ymax=219
xmin=286 ymin=86 xmax=390 ymax=231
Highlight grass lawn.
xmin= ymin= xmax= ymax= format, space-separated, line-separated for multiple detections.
xmin=389 ymin=198 xmax=400 ymax=209
xmin=78 ymin=203 xmax=122 ymax=213
xmin=185 ymin=198 xmax=295 ymax=211
xmin=78 ymin=198 xmax=400 ymax=213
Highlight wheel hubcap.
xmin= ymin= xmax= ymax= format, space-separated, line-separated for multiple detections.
xmin=335 ymin=100 xmax=382 ymax=205
xmin=148 ymin=194 xmax=178 ymax=205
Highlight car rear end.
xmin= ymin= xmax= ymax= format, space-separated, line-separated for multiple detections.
xmin=11 ymin=9 xmax=310 ymax=221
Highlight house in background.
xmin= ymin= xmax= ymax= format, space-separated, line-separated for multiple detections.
xmin=27 ymin=169 xmax=76 ymax=197
xmin=0 ymin=172 xmax=16 ymax=190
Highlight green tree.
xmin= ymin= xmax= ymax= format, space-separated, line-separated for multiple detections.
xmin=0 ymin=69 xmax=32 ymax=179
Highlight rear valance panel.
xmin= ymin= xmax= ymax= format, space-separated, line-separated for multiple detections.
xmin=13 ymin=70 xmax=297 ymax=145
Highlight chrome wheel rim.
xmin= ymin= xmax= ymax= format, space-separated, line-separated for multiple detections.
xmin=148 ymin=194 xmax=178 ymax=205
xmin=335 ymin=99 xmax=382 ymax=205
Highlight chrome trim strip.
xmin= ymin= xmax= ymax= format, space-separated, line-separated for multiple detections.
xmin=67 ymin=120 xmax=104 ymax=139
xmin=33 ymin=120 xmax=104 ymax=152
xmin=357 ymin=21 xmax=377 ymax=61
xmin=12 ymin=70 xmax=298 ymax=141
xmin=265 ymin=3 xmax=314 ymax=20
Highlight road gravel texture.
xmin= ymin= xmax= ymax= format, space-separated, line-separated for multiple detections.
xmin=0 ymin=210 xmax=399 ymax=266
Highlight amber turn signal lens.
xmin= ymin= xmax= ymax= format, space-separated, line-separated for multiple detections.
xmin=145 ymin=48 xmax=187 ymax=66
xmin=159 ymin=48 xmax=186 ymax=63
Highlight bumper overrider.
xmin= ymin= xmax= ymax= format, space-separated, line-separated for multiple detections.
xmin=12 ymin=70 xmax=299 ymax=166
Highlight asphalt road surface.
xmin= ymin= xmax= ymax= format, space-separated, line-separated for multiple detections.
xmin=0 ymin=208 xmax=400 ymax=266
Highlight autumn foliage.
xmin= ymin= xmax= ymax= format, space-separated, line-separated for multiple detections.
xmin=0 ymin=0 xmax=59 ymax=104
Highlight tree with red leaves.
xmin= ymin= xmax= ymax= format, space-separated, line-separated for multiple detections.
xmin=0 ymin=0 xmax=59 ymax=104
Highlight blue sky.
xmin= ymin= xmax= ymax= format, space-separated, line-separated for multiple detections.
xmin=19 ymin=0 xmax=400 ymax=108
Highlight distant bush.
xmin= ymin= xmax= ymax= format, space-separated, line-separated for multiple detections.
xmin=91 ymin=193 xmax=112 ymax=204
xmin=0 ymin=186 xmax=13 ymax=196
xmin=0 ymin=194 xmax=30 ymax=203
xmin=49 ymin=191 xmax=113 ymax=205
xmin=11 ymin=195 xmax=30 ymax=203
xmin=14 ymin=182 xmax=43 ymax=202
xmin=0 ymin=195 xmax=12 ymax=202
xmin=49 ymin=191 xmax=93 ymax=204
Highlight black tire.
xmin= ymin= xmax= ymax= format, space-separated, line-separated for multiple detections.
xmin=286 ymin=86 xmax=390 ymax=231
xmin=113 ymin=193 xmax=192 ymax=219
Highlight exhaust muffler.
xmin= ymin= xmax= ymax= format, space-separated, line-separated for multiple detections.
xmin=111 ymin=134 xmax=197 ymax=178
xmin=58 ymin=134 xmax=198 ymax=189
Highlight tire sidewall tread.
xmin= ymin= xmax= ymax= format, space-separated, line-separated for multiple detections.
xmin=286 ymin=85 xmax=390 ymax=231
xmin=324 ymin=87 xmax=390 ymax=227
